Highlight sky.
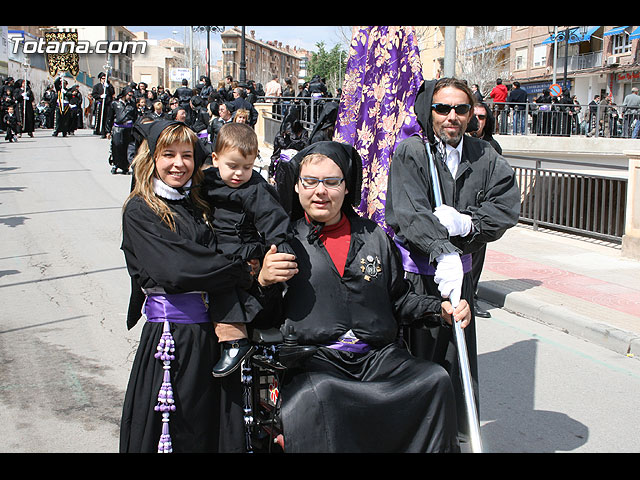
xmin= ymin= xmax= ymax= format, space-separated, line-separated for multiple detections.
xmin=126 ymin=26 xmax=349 ymax=62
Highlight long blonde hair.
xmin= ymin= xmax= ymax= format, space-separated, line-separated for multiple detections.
xmin=124 ymin=123 xmax=211 ymax=231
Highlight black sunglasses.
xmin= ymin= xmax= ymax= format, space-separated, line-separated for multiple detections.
xmin=431 ymin=103 xmax=471 ymax=115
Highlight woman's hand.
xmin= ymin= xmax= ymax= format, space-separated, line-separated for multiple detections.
xmin=257 ymin=244 xmax=298 ymax=287
xmin=441 ymin=299 xmax=471 ymax=329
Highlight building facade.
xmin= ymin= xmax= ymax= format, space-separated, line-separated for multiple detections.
xmin=220 ymin=27 xmax=308 ymax=88
xmin=418 ymin=26 xmax=640 ymax=107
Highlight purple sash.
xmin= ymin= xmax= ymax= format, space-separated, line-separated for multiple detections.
xmin=113 ymin=120 xmax=133 ymax=128
xmin=325 ymin=333 xmax=371 ymax=353
xmin=144 ymin=292 xmax=210 ymax=453
xmin=144 ymin=292 xmax=209 ymax=324
xmin=394 ymin=237 xmax=472 ymax=275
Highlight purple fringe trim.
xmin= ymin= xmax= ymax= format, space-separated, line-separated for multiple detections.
xmin=154 ymin=320 xmax=176 ymax=453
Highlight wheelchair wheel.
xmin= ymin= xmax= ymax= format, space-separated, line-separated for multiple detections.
xmin=242 ymin=344 xmax=285 ymax=453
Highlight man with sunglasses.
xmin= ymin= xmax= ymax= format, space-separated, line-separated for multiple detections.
xmin=386 ymin=77 xmax=520 ymax=444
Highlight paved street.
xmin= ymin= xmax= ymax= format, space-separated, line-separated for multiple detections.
xmin=1 ymin=127 xmax=639 ymax=453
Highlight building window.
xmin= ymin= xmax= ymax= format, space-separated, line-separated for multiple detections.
xmin=533 ymin=45 xmax=546 ymax=67
xmin=612 ymin=30 xmax=631 ymax=55
xmin=515 ymin=47 xmax=528 ymax=70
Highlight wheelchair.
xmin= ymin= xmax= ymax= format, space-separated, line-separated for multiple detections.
xmin=240 ymin=325 xmax=316 ymax=453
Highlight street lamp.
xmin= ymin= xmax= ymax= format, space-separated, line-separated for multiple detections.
xmin=193 ymin=26 xmax=225 ymax=80
xmin=548 ymin=26 xmax=589 ymax=95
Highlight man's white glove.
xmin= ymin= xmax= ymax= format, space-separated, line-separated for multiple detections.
xmin=434 ymin=205 xmax=473 ymax=237
xmin=434 ymin=252 xmax=463 ymax=306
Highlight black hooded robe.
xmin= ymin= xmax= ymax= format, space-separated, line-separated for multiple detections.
xmin=109 ymin=92 xmax=138 ymax=172
xmin=119 ymin=195 xmax=252 ymax=453
xmin=271 ymin=141 xmax=460 ymax=453
xmin=385 ymin=80 xmax=520 ymax=439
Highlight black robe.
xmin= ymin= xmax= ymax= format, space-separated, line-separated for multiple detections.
xmin=13 ymin=86 xmax=35 ymax=134
xmin=271 ymin=214 xmax=460 ymax=453
xmin=119 ymin=194 xmax=254 ymax=453
xmin=385 ymin=87 xmax=520 ymax=438
xmin=202 ymin=167 xmax=294 ymax=262
xmin=53 ymin=78 xmax=72 ymax=135
xmin=91 ymin=81 xmax=114 ymax=135
xmin=109 ymin=99 xmax=137 ymax=171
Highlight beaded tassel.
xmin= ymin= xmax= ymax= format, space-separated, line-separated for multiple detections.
xmin=154 ymin=320 xmax=176 ymax=453
xmin=241 ymin=359 xmax=254 ymax=453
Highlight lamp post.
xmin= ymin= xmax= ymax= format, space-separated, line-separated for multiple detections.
xmin=239 ymin=26 xmax=247 ymax=84
xmin=192 ymin=26 xmax=225 ymax=80
xmin=548 ymin=26 xmax=589 ymax=95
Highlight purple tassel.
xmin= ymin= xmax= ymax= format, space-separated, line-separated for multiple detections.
xmin=154 ymin=320 xmax=176 ymax=453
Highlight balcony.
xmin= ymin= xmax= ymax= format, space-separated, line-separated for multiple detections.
xmin=554 ymin=50 xmax=603 ymax=73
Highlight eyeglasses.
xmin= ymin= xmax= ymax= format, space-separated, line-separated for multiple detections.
xmin=431 ymin=103 xmax=471 ymax=115
xmin=299 ymin=177 xmax=345 ymax=189
xmin=475 ymin=114 xmax=486 ymax=120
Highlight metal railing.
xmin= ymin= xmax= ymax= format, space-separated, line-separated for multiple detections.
xmin=511 ymin=155 xmax=628 ymax=242
xmin=490 ymin=101 xmax=640 ymax=139
xmin=259 ymin=95 xmax=340 ymax=126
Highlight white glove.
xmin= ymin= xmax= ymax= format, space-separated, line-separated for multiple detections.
xmin=433 ymin=205 xmax=473 ymax=237
xmin=434 ymin=252 xmax=463 ymax=306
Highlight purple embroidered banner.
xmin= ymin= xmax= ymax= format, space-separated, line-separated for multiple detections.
xmin=334 ymin=26 xmax=425 ymax=234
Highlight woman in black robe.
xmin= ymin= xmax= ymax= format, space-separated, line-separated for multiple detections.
xmin=119 ymin=119 xmax=259 ymax=453
xmin=258 ymin=141 xmax=467 ymax=452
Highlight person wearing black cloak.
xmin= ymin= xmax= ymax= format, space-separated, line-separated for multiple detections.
xmin=385 ymin=77 xmax=520 ymax=442
xmin=174 ymin=78 xmax=193 ymax=109
xmin=12 ymin=79 xmax=35 ymax=137
xmin=308 ymin=100 xmax=338 ymax=144
xmin=108 ymin=87 xmax=138 ymax=174
xmin=258 ymin=140 xmax=467 ymax=453
xmin=52 ymin=76 xmax=73 ymax=137
xmin=119 ymin=120 xmax=260 ymax=453
xmin=201 ymin=122 xmax=295 ymax=377
xmin=268 ymin=106 xmax=309 ymax=183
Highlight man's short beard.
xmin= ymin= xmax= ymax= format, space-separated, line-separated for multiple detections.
xmin=435 ymin=124 xmax=464 ymax=146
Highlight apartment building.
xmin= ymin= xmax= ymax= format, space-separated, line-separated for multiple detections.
xmin=416 ymin=26 xmax=640 ymax=106
xmin=220 ymin=27 xmax=309 ymax=88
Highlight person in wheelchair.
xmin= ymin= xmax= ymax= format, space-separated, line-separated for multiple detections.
xmin=256 ymin=141 xmax=470 ymax=453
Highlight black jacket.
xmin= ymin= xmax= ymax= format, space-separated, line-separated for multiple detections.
xmin=386 ymin=80 xmax=520 ymax=264
xmin=386 ymin=134 xmax=520 ymax=262
xmin=202 ymin=167 xmax=294 ymax=261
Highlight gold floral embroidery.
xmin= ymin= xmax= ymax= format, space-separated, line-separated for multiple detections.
xmin=334 ymin=27 xmax=424 ymax=234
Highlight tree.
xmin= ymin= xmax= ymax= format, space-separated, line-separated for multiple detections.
xmin=306 ymin=41 xmax=347 ymax=96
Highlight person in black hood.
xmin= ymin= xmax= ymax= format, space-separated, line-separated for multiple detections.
xmin=108 ymin=87 xmax=138 ymax=174
xmin=385 ymin=77 xmax=520 ymax=443
xmin=257 ymin=140 xmax=467 ymax=452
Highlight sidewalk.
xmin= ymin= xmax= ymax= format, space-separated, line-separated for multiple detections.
xmin=478 ymin=225 xmax=640 ymax=358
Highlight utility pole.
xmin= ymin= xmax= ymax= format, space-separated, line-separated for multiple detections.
xmin=444 ymin=26 xmax=456 ymax=77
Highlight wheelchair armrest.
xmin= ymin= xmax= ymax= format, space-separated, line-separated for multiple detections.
xmin=250 ymin=327 xmax=284 ymax=345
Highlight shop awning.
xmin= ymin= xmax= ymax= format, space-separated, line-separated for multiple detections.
xmin=603 ymin=26 xmax=630 ymax=37
xmin=630 ymin=27 xmax=640 ymax=40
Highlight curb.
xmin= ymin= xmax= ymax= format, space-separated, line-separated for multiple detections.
xmin=478 ymin=281 xmax=640 ymax=359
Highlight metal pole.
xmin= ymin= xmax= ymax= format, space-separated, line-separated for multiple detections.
xmin=563 ymin=27 xmax=569 ymax=93
xmin=552 ymin=26 xmax=558 ymax=84
xmin=444 ymin=26 xmax=456 ymax=77
xmin=240 ymin=26 xmax=247 ymax=83
xmin=426 ymin=142 xmax=483 ymax=453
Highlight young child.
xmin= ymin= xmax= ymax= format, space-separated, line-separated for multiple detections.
xmin=203 ymin=122 xmax=294 ymax=377
xmin=4 ymin=105 xmax=19 ymax=142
